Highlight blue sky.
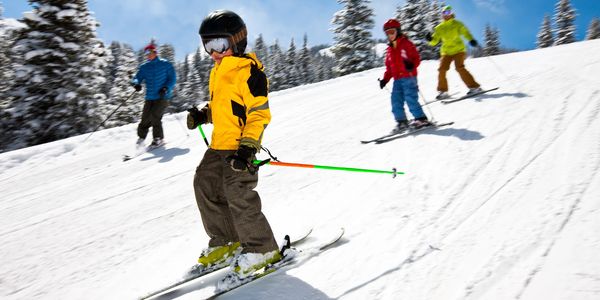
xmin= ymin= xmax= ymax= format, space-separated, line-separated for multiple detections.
xmin=2 ymin=0 xmax=599 ymax=60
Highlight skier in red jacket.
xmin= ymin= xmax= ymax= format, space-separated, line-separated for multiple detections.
xmin=379 ymin=19 xmax=431 ymax=133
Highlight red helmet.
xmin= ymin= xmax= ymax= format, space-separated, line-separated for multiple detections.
xmin=144 ymin=43 xmax=157 ymax=52
xmin=383 ymin=19 xmax=401 ymax=31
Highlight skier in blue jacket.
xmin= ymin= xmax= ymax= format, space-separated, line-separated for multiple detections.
xmin=131 ymin=42 xmax=176 ymax=147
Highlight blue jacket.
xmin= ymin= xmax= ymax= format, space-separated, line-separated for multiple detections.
xmin=132 ymin=57 xmax=176 ymax=101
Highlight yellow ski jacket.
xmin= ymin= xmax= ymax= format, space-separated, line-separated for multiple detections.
xmin=207 ymin=53 xmax=271 ymax=151
xmin=429 ymin=18 xmax=474 ymax=56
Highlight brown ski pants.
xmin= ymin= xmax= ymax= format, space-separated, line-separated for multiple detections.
xmin=437 ymin=52 xmax=480 ymax=92
xmin=193 ymin=148 xmax=278 ymax=254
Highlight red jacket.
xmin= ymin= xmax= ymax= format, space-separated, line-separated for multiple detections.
xmin=382 ymin=35 xmax=421 ymax=81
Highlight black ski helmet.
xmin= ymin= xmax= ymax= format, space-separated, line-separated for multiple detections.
xmin=199 ymin=10 xmax=247 ymax=56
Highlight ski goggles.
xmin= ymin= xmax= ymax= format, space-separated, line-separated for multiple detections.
xmin=442 ymin=10 xmax=453 ymax=16
xmin=203 ymin=37 xmax=231 ymax=54
xmin=144 ymin=49 xmax=156 ymax=55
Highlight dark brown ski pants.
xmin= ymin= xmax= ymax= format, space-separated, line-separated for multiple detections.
xmin=193 ymin=148 xmax=278 ymax=254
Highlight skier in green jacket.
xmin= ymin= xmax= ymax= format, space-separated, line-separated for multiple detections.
xmin=427 ymin=5 xmax=482 ymax=100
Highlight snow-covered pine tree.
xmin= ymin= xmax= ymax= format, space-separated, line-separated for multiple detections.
xmin=136 ymin=47 xmax=145 ymax=66
xmin=553 ymin=0 xmax=577 ymax=45
xmin=330 ymin=0 xmax=375 ymax=76
xmin=483 ymin=24 xmax=501 ymax=56
xmin=425 ymin=0 xmax=441 ymax=59
xmin=253 ymin=34 xmax=268 ymax=67
xmin=397 ymin=0 xmax=436 ymax=60
xmin=179 ymin=54 xmax=190 ymax=84
xmin=105 ymin=43 xmax=141 ymax=127
xmin=101 ymin=41 xmax=120 ymax=97
xmin=298 ymin=34 xmax=315 ymax=84
xmin=537 ymin=14 xmax=554 ymax=48
xmin=311 ymin=45 xmax=336 ymax=82
xmin=586 ymin=17 xmax=600 ymax=40
xmin=267 ymin=40 xmax=286 ymax=91
xmin=10 ymin=0 xmax=107 ymax=148
xmin=0 ymin=1 xmax=15 ymax=150
xmin=158 ymin=43 xmax=175 ymax=65
xmin=180 ymin=47 xmax=207 ymax=108
xmin=281 ymin=38 xmax=300 ymax=89
xmin=0 ymin=1 xmax=13 ymax=102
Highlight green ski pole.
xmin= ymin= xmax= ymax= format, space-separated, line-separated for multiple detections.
xmin=197 ymin=125 xmax=209 ymax=146
xmin=253 ymin=159 xmax=401 ymax=178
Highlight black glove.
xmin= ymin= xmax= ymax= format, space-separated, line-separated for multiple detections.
xmin=226 ymin=145 xmax=257 ymax=173
xmin=186 ymin=106 xmax=207 ymax=129
xmin=379 ymin=78 xmax=389 ymax=89
xmin=133 ymin=84 xmax=142 ymax=92
xmin=403 ymin=59 xmax=414 ymax=72
xmin=425 ymin=32 xmax=433 ymax=42
xmin=158 ymin=87 xmax=168 ymax=99
xmin=469 ymin=40 xmax=479 ymax=47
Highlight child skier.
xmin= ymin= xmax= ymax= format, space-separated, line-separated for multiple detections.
xmin=186 ymin=10 xmax=281 ymax=280
xmin=379 ymin=19 xmax=431 ymax=133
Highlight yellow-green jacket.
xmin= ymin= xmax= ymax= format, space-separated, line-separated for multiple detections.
xmin=207 ymin=53 xmax=271 ymax=151
xmin=429 ymin=18 xmax=474 ymax=56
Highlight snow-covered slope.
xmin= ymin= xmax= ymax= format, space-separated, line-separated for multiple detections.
xmin=1 ymin=40 xmax=600 ymax=300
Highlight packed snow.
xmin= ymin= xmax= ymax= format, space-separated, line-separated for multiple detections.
xmin=1 ymin=40 xmax=600 ymax=300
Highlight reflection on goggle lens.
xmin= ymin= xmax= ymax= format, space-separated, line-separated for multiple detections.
xmin=203 ymin=38 xmax=230 ymax=54
xmin=442 ymin=10 xmax=452 ymax=15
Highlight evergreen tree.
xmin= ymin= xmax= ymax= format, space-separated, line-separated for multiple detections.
xmin=179 ymin=47 xmax=207 ymax=108
xmin=553 ymin=0 xmax=577 ymax=45
xmin=1 ymin=1 xmax=16 ymax=150
xmin=253 ymin=34 xmax=268 ymax=66
xmin=313 ymin=53 xmax=335 ymax=82
xmin=483 ymin=24 xmax=501 ymax=56
xmin=397 ymin=0 xmax=436 ymax=60
xmin=266 ymin=40 xmax=286 ymax=91
xmin=330 ymin=0 xmax=376 ymax=76
xmin=101 ymin=41 xmax=119 ymax=96
xmin=281 ymin=38 xmax=300 ymax=89
xmin=106 ymin=43 xmax=141 ymax=127
xmin=136 ymin=47 xmax=145 ymax=66
xmin=0 ymin=2 xmax=13 ymax=102
xmin=158 ymin=43 xmax=175 ymax=65
xmin=10 ymin=0 xmax=107 ymax=148
xmin=180 ymin=54 xmax=190 ymax=84
xmin=586 ymin=17 xmax=600 ymax=40
xmin=298 ymin=34 xmax=315 ymax=84
xmin=537 ymin=14 xmax=554 ymax=48
xmin=425 ymin=0 xmax=441 ymax=59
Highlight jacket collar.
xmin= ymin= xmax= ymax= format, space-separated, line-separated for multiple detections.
xmin=215 ymin=53 xmax=263 ymax=72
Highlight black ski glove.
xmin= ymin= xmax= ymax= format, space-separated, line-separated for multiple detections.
xmin=379 ymin=78 xmax=389 ymax=89
xmin=404 ymin=59 xmax=414 ymax=72
xmin=425 ymin=32 xmax=433 ymax=42
xmin=158 ymin=87 xmax=168 ymax=99
xmin=226 ymin=145 xmax=257 ymax=173
xmin=186 ymin=106 xmax=208 ymax=129
xmin=469 ymin=40 xmax=479 ymax=47
xmin=133 ymin=84 xmax=142 ymax=92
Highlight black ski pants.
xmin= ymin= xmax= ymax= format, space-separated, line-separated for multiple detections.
xmin=137 ymin=99 xmax=168 ymax=139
